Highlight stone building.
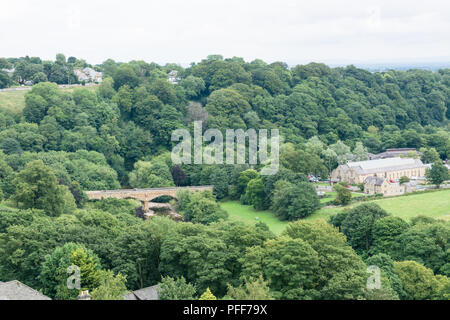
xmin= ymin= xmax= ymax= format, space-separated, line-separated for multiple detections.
xmin=368 ymin=148 xmax=420 ymax=160
xmin=363 ymin=176 xmax=405 ymax=196
xmin=168 ymin=70 xmax=180 ymax=84
xmin=402 ymin=181 xmax=419 ymax=193
xmin=331 ymin=157 xmax=426 ymax=185
xmin=74 ymin=67 xmax=103 ymax=83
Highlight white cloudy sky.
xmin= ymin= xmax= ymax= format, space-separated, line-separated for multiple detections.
xmin=1 ymin=0 xmax=449 ymax=65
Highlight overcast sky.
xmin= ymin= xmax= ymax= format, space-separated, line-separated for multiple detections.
xmin=1 ymin=0 xmax=449 ymax=66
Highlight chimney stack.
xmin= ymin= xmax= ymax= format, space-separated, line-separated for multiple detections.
xmin=77 ymin=290 xmax=91 ymax=300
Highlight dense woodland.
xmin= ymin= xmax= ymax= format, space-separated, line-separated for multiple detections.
xmin=0 ymin=54 xmax=449 ymax=300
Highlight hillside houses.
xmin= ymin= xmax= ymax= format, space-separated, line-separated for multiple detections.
xmin=364 ymin=176 xmax=405 ymax=196
xmin=168 ymin=70 xmax=180 ymax=84
xmin=74 ymin=67 xmax=103 ymax=83
xmin=363 ymin=176 xmax=427 ymax=197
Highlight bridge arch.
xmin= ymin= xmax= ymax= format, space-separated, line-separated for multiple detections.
xmin=85 ymin=186 xmax=213 ymax=211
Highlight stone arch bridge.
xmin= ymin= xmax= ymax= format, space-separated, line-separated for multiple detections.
xmin=85 ymin=186 xmax=213 ymax=211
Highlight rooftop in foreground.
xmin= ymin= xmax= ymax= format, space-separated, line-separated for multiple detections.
xmin=0 ymin=280 xmax=51 ymax=300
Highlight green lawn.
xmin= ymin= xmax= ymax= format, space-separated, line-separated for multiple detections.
xmin=221 ymin=189 xmax=450 ymax=235
xmin=0 ymin=90 xmax=26 ymax=113
xmin=312 ymin=182 xmax=331 ymax=187
xmin=369 ymin=189 xmax=450 ymax=221
xmin=310 ymin=189 xmax=450 ymax=222
xmin=319 ymin=191 xmax=366 ymax=203
xmin=220 ymin=201 xmax=288 ymax=235
xmin=320 ymin=192 xmax=336 ymax=203
xmin=0 ymin=85 xmax=98 ymax=114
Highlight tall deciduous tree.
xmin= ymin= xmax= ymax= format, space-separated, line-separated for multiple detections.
xmin=129 ymin=158 xmax=174 ymax=188
xmin=272 ymin=181 xmax=320 ymax=220
xmin=23 ymin=82 xmax=60 ymax=123
xmin=394 ymin=260 xmax=446 ymax=300
xmin=392 ymin=219 xmax=449 ymax=276
xmin=244 ymin=178 xmax=266 ymax=209
xmin=12 ymin=160 xmax=73 ymax=216
xmin=240 ymin=236 xmax=319 ymax=299
xmin=420 ymin=147 xmax=440 ymax=164
xmin=39 ymin=242 xmax=102 ymax=299
xmin=225 ymin=275 xmax=273 ymax=300
xmin=181 ymin=191 xmax=228 ymax=225
xmin=158 ymin=276 xmax=196 ymax=300
xmin=333 ymin=184 xmax=352 ymax=205
xmin=341 ymin=203 xmax=389 ymax=256
xmin=110 ymin=223 xmax=161 ymax=290
xmin=426 ymin=162 xmax=449 ymax=187
xmin=113 ymin=64 xmax=139 ymax=90
xmin=371 ymin=216 xmax=409 ymax=256
xmin=283 ymin=220 xmax=367 ymax=299
xmin=91 ymin=270 xmax=128 ymax=300
xmin=159 ymin=223 xmax=232 ymax=296
xmin=352 ymin=142 xmax=369 ymax=161
xmin=171 ymin=165 xmax=186 ymax=186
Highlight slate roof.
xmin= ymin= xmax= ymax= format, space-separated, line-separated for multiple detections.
xmin=123 ymin=285 xmax=160 ymax=300
xmin=0 ymin=280 xmax=51 ymax=300
xmin=403 ymin=181 xmax=417 ymax=187
xmin=343 ymin=157 xmax=425 ymax=175
xmin=364 ymin=176 xmax=386 ymax=186
xmin=74 ymin=68 xmax=103 ymax=82
xmin=369 ymin=148 xmax=420 ymax=160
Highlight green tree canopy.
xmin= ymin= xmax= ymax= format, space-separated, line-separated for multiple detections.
xmin=240 ymin=236 xmax=319 ymax=299
xmin=158 ymin=276 xmax=196 ymax=300
xmin=39 ymin=242 xmax=102 ymax=299
xmin=12 ymin=160 xmax=74 ymax=216
xmin=426 ymin=162 xmax=449 ymax=187
xmin=283 ymin=220 xmax=367 ymax=299
xmin=341 ymin=203 xmax=389 ymax=256
xmin=394 ymin=260 xmax=446 ymax=300
xmin=271 ymin=181 xmax=320 ymax=220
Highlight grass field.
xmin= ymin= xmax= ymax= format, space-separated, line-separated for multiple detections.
xmin=319 ymin=191 xmax=366 ymax=203
xmin=0 ymin=85 xmax=98 ymax=114
xmin=311 ymin=189 xmax=450 ymax=222
xmin=320 ymin=192 xmax=336 ymax=203
xmin=220 ymin=201 xmax=288 ymax=235
xmin=312 ymin=182 xmax=331 ymax=187
xmin=221 ymin=189 xmax=450 ymax=235
xmin=0 ymin=90 xmax=27 ymax=113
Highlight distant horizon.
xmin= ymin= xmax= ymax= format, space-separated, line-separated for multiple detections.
xmin=4 ymin=53 xmax=450 ymax=71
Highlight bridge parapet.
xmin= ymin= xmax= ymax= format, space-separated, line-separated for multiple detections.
xmin=85 ymin=185 xmax=214 ymax=204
